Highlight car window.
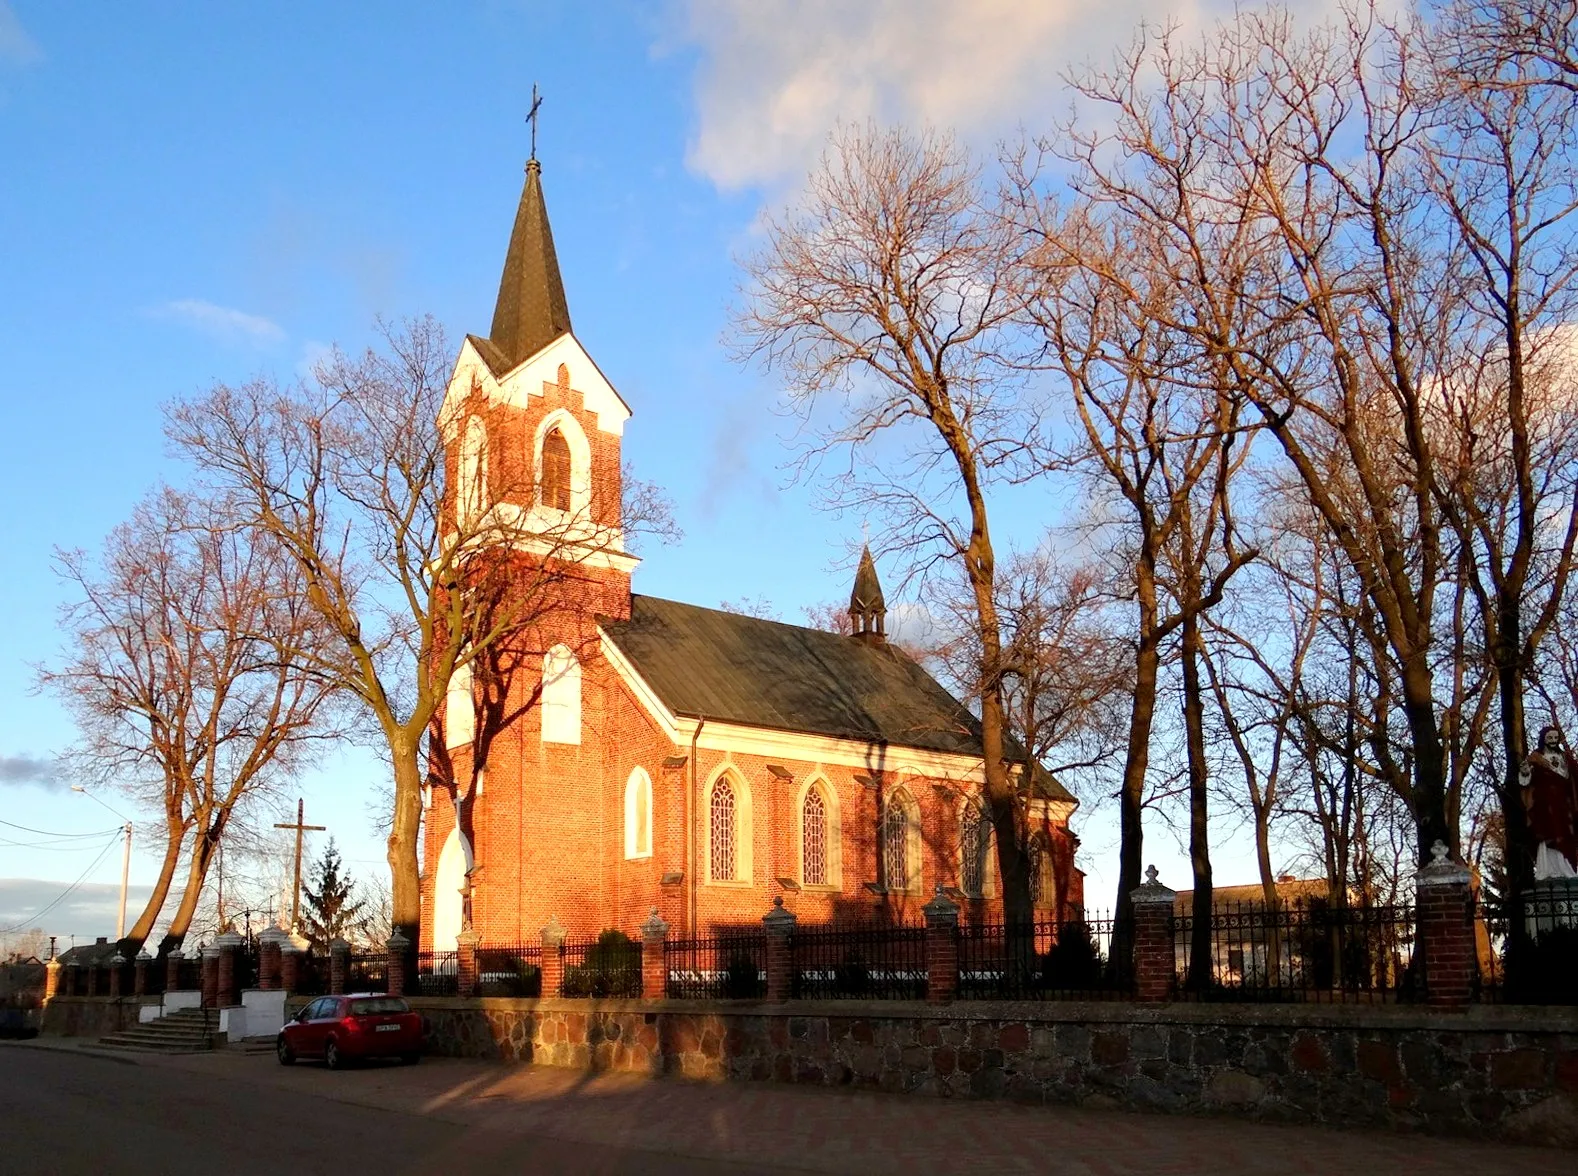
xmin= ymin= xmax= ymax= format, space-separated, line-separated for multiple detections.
xmin=349 ymin=997 xmax=410 ymax=1016
xmin=310 ymin=998 xmax=337 ymax=1020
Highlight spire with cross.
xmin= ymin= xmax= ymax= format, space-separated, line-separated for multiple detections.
xmin=526 ymin=82 xmax=543 ymax=163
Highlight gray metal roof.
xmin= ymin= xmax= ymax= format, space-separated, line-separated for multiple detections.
xmin=601 ymin=596 xmax=1075 ymax=804
xmin=484 ymin=159 xmax=572 ymax=373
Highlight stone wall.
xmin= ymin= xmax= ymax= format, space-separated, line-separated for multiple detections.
xmin=410 ymin=996 xmax=1578 ymax=1148
xmin=41 ymin=995 xmax=158 ymax=1038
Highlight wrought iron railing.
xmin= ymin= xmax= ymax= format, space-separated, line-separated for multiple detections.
xmin=790 ymin=923 xmax=927 ymax=1001
xmin=346 ymin=951 xmax=388 ymax=993
xmin=956 ymin=913 xmax=1129 ymax=1000
xmin=476 ymin=943 xmax=543 ymax=997
xmin=414 ymin=950 xmax=459 ymax=996
xmin=560 ymin=932 xmax=642 ymax=998
xmin=665 ymin=933 xmax=767 ymax=999
xmin=1478 ymin=886 xmax=1578 ymax=1004
xmin=1172 ymin=898 xmax=1417 ymax=1003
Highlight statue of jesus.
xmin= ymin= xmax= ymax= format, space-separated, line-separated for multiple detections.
xmin=1520 ymin=725 xmax=1578 ymax=880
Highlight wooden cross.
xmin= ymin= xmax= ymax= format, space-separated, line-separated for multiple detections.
xmin=526 ymin=83 xmax=544 ymax=161
xmin=274 ymin=798 xmax=326 ymax=933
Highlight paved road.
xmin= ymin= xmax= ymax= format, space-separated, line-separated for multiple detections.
xmin=0 ymin=1041 xmax=1562 ymax=1175
xmin=0 ymin=1046 xmax=797 ymax=1176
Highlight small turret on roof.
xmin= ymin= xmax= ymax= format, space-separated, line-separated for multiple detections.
xmin=848 ymin=546 xmax=887 ymax=642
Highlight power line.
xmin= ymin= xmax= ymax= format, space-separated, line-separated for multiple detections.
xmin=0 ymin=836 xmax=127 ymax=852
xmin=0 ymin=834 xmax=121 ymax=934
xmin=0 ymin=818 xmax=122 ymax=839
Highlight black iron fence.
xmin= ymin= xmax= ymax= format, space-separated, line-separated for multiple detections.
xmin=414 ymin=950 xmax=459 ymax=997
xmin=665 ymin=933 xmax=767 ymax=1000
xmin=790 ymin=924 xmax=927 ymax=1001
xmin=560 ymin=932 xmax=642 ymax=998
xmin=1172 ymin=898 xmax=1418 ymax=1003
xmin=477 ymin=943 xmax=544 ymax=997
xmin=346 ymin=951 xmax=388 ymax=994
xmin=1479 ymin=886 xmax=1578 ymax=1004
xmin=956 ymin=914 xmax=1130 ymax=1001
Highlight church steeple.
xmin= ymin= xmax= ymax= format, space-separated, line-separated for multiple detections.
xmin=848 ymin=546 xmax=887 ymax=642
xmin=488 ymin=158 xmax=573 ymax=371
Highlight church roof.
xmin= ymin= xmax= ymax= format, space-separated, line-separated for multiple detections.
xmin=601 ymin=595 xmax=1074 ymax=802
xmin=484 ymin=159 xmax=572 ymax=374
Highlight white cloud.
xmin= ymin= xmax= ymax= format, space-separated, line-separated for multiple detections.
xmin=154 ymin=299 xmax=286 ymax=345
xmin=0 ymin=1 xmax=42 ymax=67
xmin=672 ymin=0 xmax=1346 ymax=193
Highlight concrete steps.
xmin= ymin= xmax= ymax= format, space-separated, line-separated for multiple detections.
xmin=98 ymin=1007 xmax=216 ymax=1054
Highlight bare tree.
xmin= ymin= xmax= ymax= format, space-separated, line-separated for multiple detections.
xmin=43 ymin=487 xmax=335 ymax=955
xmin=168 ymin=317 xmax=674 ymax=951
xmin=735 ymin=125 xmax=1042 ymax=922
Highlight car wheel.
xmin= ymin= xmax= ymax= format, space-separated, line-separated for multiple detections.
xmin=401 ymin=1051 xmax=420 ymax=1065
xmin=276 ymin=1036 xmax=295 ymax=1066
xmin=325 ymin=1038 xmax=344 ymax=1070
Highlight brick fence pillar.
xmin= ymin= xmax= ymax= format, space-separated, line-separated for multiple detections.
xmin=107 ymin=954 xmax=125 ymax=998
xmin=165 ymin=949 xmax=184 ymax=993
xmin=214 ymin=931 xmax=243 ymax=1007
xmin=456 ymin=930 xmax=480 ymax=998
xmin=639 ymin=908 xmax=668 ymax=1000
xmin=1416 ymin=840 xmax=1474 ymax=1009
xmin=763 ymin=896 xmax=797 ymax=1003
xmin=200 ymin=947 xmax=219 ymax=1008
xmin=386 ymin=932 xmax=410 ymax=998
xmin=923 ymin=887 xmax=960 ymax=1004
xmin=280 ymin=939 xmax=303 ymax=993
xmin=540 ymin=918 xmax=567 ymax=998
xmin=328 ymin=938 xmax=350 ymax=995
xmin=257 ymin=927 xmax=285 ymax=991
xmin=44 ymin=959 xmax=61 ymax=1003
xmin=133 ymin=951 xmax=151 ymax=997
xmin=1130 ymin=866 xmax=1178 ymax=1002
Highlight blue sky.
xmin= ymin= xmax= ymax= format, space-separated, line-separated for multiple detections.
xmin=0 ymin=0 xmax=1283 ymax=945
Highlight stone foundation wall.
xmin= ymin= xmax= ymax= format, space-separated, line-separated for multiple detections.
xmin=41 ymin=995 xmax=158 ymax=1038
xmin=410 ymin=997 xmax=1578 ymax=1148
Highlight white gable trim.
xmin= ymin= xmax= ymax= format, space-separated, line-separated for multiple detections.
xmin=442 ymin=333 xmax=630 ymax=437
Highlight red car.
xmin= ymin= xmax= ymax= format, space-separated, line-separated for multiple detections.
xmin=277 ymin=994 xmax=422 ymax=1069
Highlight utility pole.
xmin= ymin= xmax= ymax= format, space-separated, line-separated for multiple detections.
xmin=116 ymin=821 xmax=131 ymax=940
xmin=274 ymin=799 xmax=326 ymax=933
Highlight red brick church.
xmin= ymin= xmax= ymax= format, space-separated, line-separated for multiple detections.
xmin=419 ymin=152 xmax=1083 ymax=952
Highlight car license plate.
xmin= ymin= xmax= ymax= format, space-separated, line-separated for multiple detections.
xmin=375 ymin=1024 xmax=400 ymax=1032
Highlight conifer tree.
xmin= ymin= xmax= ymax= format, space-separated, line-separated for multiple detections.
xmin=299 ymin=839 xmax=364 ymax=955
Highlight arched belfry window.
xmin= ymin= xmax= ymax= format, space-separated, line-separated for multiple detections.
xmin=624 ymin=767 xmax=652 ymax=859
xmin=802 ymin=789 xmax=828 ymax=886
xmin=540 ymin=428 xmax=571 ymax=513
xmin=540 ymin=644 xmax=581 ymax=745
xmin=457 ymin=416 xmax=489 ymax=526
xmin=710 ymin=778 xmax=737 ymax=881
xmin=882 ymin=788 xmax=920 ymax=893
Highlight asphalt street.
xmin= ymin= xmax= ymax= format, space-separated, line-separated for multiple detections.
xmin=0 ymin=1046 xmax=800 ymax=1176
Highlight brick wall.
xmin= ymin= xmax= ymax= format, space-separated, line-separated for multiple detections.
xmin=411 ymin=996 xmax=1578 ymax=1147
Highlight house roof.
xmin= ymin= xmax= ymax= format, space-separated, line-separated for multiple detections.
xmin=1173 ymin=878 xmax=1330 ymax=911
xmin=601 ymin=594 xmax=1074 ymax=803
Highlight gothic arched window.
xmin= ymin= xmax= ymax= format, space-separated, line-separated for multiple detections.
xmin=1029 ymin=832 xmax=1054 ymax=908
xmin=540 ymin=644 xmax=581 ymax=745
xmin=445 ymin=660 xmax=474 ymax=749
xmin=540 ymin=427 xmax=571 ymax=513
xmin=457 ymin=416 xmax=489 ymax=526
xmin=802 ymin=788 xmax=828 ymax=886
xmin=959 ymin=802 xmax=989 ymax=897
xmin=624 ymin=767 xmax=652 ymax=859
xmin=709 ymin=778 xmax=737 ymax=881
xmin=882 ymin=789 xmax=918 ymax=893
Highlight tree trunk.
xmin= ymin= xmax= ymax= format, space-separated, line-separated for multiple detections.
xmin=1114 ymin=543 xmax=1163 ymax=975
xmin=1399 ymin=651 xmax=1452 ymax=863
xmin=387 ymin=736 xmax=425 ymax=956
xmin=1181 ymin=613 xmax=1214 ymax=991
xmin=121 ymin=813 xmax=187 ymax=955
xmin=164 ymin=822 xmax=221 ymax=947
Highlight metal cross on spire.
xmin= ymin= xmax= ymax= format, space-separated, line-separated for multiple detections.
xmin=526 ymin=83 xmax=544 ymax=162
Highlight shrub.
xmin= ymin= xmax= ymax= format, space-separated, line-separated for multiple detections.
xmin=723 ymin=952 xmax=764 ymax=999
xmin=562 ymin=930 xmax=642 ymax=998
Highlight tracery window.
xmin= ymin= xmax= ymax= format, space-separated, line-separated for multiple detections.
xmin=802 ymin=789 xmax=828 ymax=886
xmin=710 ymin=779 xmax=737 ymax=881
xmin=540 ymin=427 xmax=571 ymax=512
xmin=960 ymin=802 xmax=988 ymax=897
xmin=882 ymin=790 xmax=917 ymax=892
xmin=1029 ymin=832 xmax=1054 ymax=907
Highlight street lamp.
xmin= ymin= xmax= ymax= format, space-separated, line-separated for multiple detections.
xmin=70 ymin=786 xmax=133 ymax=941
